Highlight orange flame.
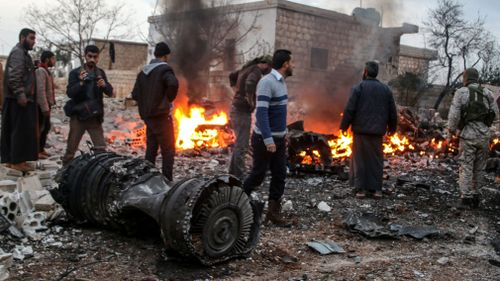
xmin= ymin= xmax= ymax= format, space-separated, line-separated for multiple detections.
xmin=299 ymin=149 xmax=322 ymax=165
xmin=329 ymin=133 xmax=353 ymax=159
xmin=174 ymin=106 xmax=229 ymax=150
xmin=383 ymin=133 xmax=413 ymax=154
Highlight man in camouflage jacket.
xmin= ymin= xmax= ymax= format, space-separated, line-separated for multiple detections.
xmin=448 ymin=68 xmax=499 ymax=207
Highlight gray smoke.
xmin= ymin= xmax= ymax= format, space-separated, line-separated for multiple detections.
xmin=162 ymin=0 xmax=217 ymax=104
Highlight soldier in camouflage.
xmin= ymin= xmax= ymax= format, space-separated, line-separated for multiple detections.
xmin=448 ymin=68 xmax=499 ymax=207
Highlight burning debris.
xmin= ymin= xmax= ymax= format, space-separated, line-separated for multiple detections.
xmin=174 ymin=105 xmax=234 ymax=151
xmin=51 ymin=151 xmax=262 ymax=265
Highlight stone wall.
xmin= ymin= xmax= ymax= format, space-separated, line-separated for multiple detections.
xmin=105 ymin=70 xmax=138 ymax=99
xmin=93 ymin=39 xmax=148 ymax=72
xmin=398 ymin=45 xmax=437 ymax=81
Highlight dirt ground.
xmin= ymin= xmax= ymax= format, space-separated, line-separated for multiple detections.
xmin=2 ymin=150 xmax=500 ymax=281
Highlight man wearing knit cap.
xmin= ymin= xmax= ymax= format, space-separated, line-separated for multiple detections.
xmin=448 ymin=67 xmax=499 ymax=208
xmin=132 ymin=42 xmax=179 ymax=181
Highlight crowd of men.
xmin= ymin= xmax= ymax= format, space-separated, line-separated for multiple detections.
xmin=1 ymin=27 xmax=497 ymax=228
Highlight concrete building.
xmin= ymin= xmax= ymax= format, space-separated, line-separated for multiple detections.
xmin=148 ymin=0 xmax=436 ymax=132
xmin=398 ymin=45 xmax=438 ymax=81
xmin=90 ymin=39 xmax=148 ymax=99
xmin=91 ymin=39 xmax=148 ymax=72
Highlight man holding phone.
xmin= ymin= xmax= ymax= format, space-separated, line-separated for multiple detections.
xmin=62 ymin=45 xmax=113 ymax=165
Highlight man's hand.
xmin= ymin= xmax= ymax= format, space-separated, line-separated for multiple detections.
xmin=17 ymin=95 xmax=28 ymax=107
xmin=79 ymin=70 xmax=88 ymax=81
xmin=266 ymin=143 xmax=276 ymax=153
xmin=97 ymin=78 xmax=106 ymax=88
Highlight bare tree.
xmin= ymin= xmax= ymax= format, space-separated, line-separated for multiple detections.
xmin=25 ymin=0 xmax=132 ymax=65
xmin=425 ymin=0 xmax=499 ymax=109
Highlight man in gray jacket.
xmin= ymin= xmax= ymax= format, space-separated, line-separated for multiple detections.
xmin=1 ymin=28 xmax=38 ymax=172
xmin=132 ymin=42 xmax=179 ymax=181
xmin=448 ymin=68 xmax=499 ymax=208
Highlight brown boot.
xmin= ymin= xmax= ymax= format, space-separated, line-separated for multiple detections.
xmin=265 ymin=200 xmax=292 ymax=227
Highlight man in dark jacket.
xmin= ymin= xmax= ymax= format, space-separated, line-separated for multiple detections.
xmin=62 ymin=45 xmax=113 ymax=165
xmin=132 ymin=42 xmax=179 ymax=181
xmin=1 ymin=28 xmax=38 ymax=172
xmin=340 ymin=61 xmax=397 ymax=199
xmin=228 ymin=55 xmax=271 ymax=179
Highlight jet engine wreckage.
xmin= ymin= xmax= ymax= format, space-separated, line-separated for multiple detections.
xmin=51 ymin=151 xmax=263 ymax=265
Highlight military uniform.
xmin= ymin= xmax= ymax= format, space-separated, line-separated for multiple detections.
xmin=448 ymin=75 xmax=499 ymax=200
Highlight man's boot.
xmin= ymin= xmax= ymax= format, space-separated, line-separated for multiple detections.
xmin=265 ymin=200 xmax=291 ymax=227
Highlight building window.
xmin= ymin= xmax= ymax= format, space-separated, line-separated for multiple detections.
xmin=310 ymin=48 xmax=328 ymax=70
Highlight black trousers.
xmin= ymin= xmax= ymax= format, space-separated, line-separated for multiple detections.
xmin=243 ymin=133 xmax=287 ymax=201
xmin=145 ymin=115 xmax=175 ymax=181
xmin=39 ymin=108 xmax=51 ymax=152
xmin=0 ymin=98 xmax=39 ymax=164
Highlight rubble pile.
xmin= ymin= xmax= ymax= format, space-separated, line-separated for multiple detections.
xmin=0 ymin=95 xmax=500 ymax=279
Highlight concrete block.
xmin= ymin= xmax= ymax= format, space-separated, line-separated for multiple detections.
xmin=22 ymin=212 xmax=47 ymax=240
xmin=34 ymin=192 xmax=56 ymax=212
xmin=0 ymin=165 xmax=23 ymax=178
xmin=18 ymin=176 xmax=43 ymax=193
xmin=0 ymin=181 xmax=16 ymax=193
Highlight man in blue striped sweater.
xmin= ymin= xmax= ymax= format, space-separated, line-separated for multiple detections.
xmin=243 ymin=49 xmax=294 ymax=227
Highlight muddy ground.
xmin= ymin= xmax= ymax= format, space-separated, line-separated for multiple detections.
xmin=1 ymin=98 xmax=500 ymax=281
xmin=2 ymin=151 xmax=500 ymax=281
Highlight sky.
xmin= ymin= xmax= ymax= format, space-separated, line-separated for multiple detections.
xmin=1 ymin=0 xmax=500 ymax=56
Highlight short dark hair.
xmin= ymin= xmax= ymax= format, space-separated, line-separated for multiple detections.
xmin=19 ymin=28 xmax=35 ymax=41
xmin=40 ymin=51 xmax=55 ymax=63
xmin=84 ymin=45 xmax=100 ymax=55
xmin=272 ymin=49 xmax=292 ymax=69
xmin=365 ymin=61 xmax=379 ymax=78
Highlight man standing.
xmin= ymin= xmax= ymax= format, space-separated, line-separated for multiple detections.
xmin=132 ymin=42 xmax=178 ymax=181
xmin=243 ymin=49 xmax=294 ymax=227
xmin=448 ymin=68 xmax=499 ymax=208
xmin=36 ymin=51 xmax=56 ymax=159
xmin=62 ymin=45 xmax=113 ymax=165
xmin=1 ymin=28 xmax=38 ymax=172
xmin=229 ymin=55 xmax=272 ymax=179
xmin=340 ymin=61 xmax=397 ymax=199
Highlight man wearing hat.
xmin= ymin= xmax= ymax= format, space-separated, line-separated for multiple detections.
xmin=132 ymin=42 xmax=179 ymax=181
xmin=448 ymin=68 xmax=499 ymax=208
xmin=228 ymin=55 xmax=272 ymax=179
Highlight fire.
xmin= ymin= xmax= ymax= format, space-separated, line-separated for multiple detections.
xmin=383 ymin=133 xmax=413 ymax=154
xmin=174 ymin=106 xmax=230 ymax=150
xmin=299 ymin=150 xmax=322 ymax=165
xmin=329 ymin=133 xmax=353 ymax=159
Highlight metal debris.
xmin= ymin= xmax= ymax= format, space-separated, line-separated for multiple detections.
xmin=52 ymin=151 xmax=263 ymax=265
xmin=306 ymin=240 xmax=345 ymax=255
xmin=345 ymin=213 xmax=440 ymax=240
